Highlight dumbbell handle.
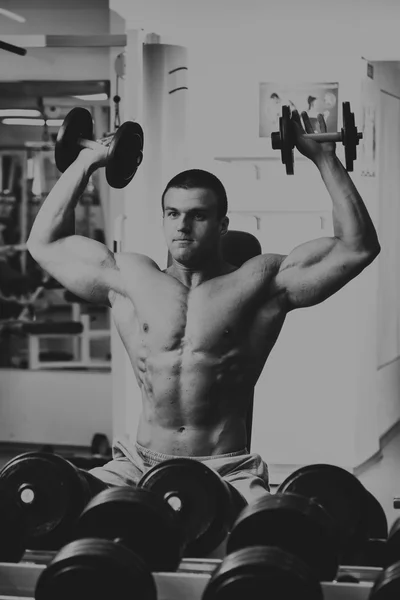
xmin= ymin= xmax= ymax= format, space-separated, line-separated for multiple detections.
xmin=77 ymin=133 xmax=115 ymax=151
xmin=303 ymin=132 xmax=363 ymax=143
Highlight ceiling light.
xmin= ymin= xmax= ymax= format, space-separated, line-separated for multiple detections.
xmin=2 ymin=118 xmax=63 ymax=126
xmin=0 ymin=109 xmax=42 ymax=118
xmin=0 ymin=8 xmax=26 ymax=22
xmin=72 ymin=93 xmax=108 ymax=101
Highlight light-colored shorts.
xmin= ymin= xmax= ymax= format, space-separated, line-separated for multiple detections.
xmin=89 ymin=436 xmax=270 ymax=505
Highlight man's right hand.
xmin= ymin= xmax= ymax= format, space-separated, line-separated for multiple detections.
xmin=76 ymin=141 xmax=109 ymax=173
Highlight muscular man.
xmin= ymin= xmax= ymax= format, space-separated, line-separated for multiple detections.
xmin=27 ymin=111 xmax=380 ymax=503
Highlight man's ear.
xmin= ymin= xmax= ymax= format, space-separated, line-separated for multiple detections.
xmin=220 ymin=216 xmax=229 ymax=236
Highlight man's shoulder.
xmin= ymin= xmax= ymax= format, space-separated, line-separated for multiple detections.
xmin=239 ymin=252 xmax=287 ymax=274
xmin=115 ymin=251 xmax=161 ymax=272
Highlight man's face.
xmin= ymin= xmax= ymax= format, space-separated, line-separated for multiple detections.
xmin=163 ymin=187 xmax=228 ymax=266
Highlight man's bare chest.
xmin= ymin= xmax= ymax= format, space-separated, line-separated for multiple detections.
xmin=112 ymin=284 xmax=286 ymax=356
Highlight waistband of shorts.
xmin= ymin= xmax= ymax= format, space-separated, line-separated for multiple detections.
xmin=135 ymin=442 xmax=249 ymax=465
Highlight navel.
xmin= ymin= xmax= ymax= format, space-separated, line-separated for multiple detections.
xmin=143 ymin=323 xmax=149 ymax=333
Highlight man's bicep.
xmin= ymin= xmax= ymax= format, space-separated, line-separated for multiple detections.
xmin=28 ymin=235 xmax=124 ymax=305
xmin=274 ymin=236 xmax=362 ymax=309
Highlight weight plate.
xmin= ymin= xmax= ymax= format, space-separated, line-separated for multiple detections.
xmin=35 ymin=537 xmax=157 ymax=600
xmin=203 ymin=546 xmax=323 ymax=600
xmin=138 ymin=458 xmax=234 ymax=557
xmin=369 ymin=560 xmax=400 ymax=599
xmin=345 ymin=537 xmax=388 ymax=568
xmin=0 ymin=452 xmax=90 ymax=550
xmin=226 ymin=492 xmax=339 ymax=581
xmin=386 ymin=517 xmax=400 ymax=567
xmin=365 ymin=489 xmax=388 ymax=539
xmin=0 ymin=483 xmax=28 ymax=562
xmin=277 ymin=463 xmax=369 ymax=557
xmin=106 ymin=121 xmax=144 ymax=189
xmin=55 ymin=107 xmax=94 ymax=173
xmin=74 ymin=486 xmax=183 ymax=572
xmin=342 ymin=102 xmax=357 ymax=172
xmin=280 ymin=106 xmax=295 ymax=175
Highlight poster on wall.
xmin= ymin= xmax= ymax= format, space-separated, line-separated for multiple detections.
xmin=259 ymin=82 xmax=339 ymax=138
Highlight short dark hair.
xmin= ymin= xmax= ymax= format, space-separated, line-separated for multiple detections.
xmin=161 ymin=169 xmax=228 ymax=219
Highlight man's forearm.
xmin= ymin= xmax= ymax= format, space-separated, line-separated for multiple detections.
xmin=316 ymin=153 xmax=380 ymax=254
xmin=27 ymin=158 xmax=91 ymax=247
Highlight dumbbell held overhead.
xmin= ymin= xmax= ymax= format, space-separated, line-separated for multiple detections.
xmin=55 ymin=107 xmax=144 ymax=189
xmin=271 ymin=102 xmax=363 ymax=175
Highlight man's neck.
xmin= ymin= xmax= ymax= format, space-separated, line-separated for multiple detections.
xmin=167 ymin=256 xmax=235 ymax=289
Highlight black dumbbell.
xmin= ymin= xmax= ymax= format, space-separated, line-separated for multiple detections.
xmin=271 ymin=102 xmax=362 ymax=174
xmin=202 ymin=546 xmax=323 ymax=600
xmin=383 ymin=517 xmax=400 ymax=568
xmin=369 ymin=561 xmax=400 ymax=599
xmin=35 ymin=486 xmax=184 ymax=600
xmin=0 ymin=451 xmax=108 ymax=556
xmin=55 ymin=107 xmax=144 ymax=189
xmin=137 ymin=457 xmax=248 ymax=557
xmin=0 ymin=482 xmax=28 ymax=562
xmin=277 ymin=463 xmax=370 ymax=561
xmin=226 ymin=492 xmax=340 ymax=581
xmin=342 ymin=488 xmax=388 ymax=568
xmin=35 ymin=538 xmax=157 ymax=600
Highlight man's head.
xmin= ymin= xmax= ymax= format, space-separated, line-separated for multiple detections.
xmin=162 ymin=169 xmax=229 ymax=267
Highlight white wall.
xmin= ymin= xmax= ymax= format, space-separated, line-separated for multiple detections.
xmin=0 ymin=369 xmax=112 ymax=445
xmin=353 ymin=61 xmax=400 ymax=467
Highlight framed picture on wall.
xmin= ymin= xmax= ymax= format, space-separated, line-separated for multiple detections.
xmin=259 ymin=82 xmax=339 ymax=137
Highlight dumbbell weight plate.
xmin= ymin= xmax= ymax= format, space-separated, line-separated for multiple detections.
xmin=364 ymin=488 xmax=388 ymax=539
xmin=74 ymin=486 xmax=184 ymax=572
xmin=226 ymin=492 xmax=339 ymax=581
xmin=341 ymin=488 xmax=388 ymax=566
xmin=345 ymin=538 xmax=388 ymax=568
xmin=0 ymin=452 xmax=96 ymax=550
xmin=138 ymin=458 xmax=237 ymax=557
xmin=55 ymin=107 xmax=94 ymax=174
xmin=277 ymin=464 xmax=370 ymax=558
xmin=385 ymin=516 xmax=400 ymax=567
xmin=369 ymin=560 xmax=400 ymax=599
xmin=342 ymin=102 xmax=360 ymax=172
xmin=35 ymin=538 xmax=157 ymax=600
xmin=202 ymin=546 xmax=323 ymax=600
xmin=280 ymin=106 xmax=295 ymax=175
xmin=0 ymin=483 xmax=28 ymax=562
xmin=106 ymin=121 xmax=144 ymax=189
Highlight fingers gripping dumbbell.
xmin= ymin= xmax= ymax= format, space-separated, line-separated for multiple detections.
xmin=55 ymin=107 xmax=144 ymax=189
xmin=271 ymin=102 xmax=363 ymax=174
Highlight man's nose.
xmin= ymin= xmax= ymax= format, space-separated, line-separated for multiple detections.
xmin=178 ymin=217 xmax=191 ymax=232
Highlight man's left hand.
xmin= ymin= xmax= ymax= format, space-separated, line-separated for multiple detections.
xmin=292 ymin=110 xmax=336 ymax=165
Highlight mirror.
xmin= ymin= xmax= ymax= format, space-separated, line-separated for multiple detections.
xmin=0 ymin=79 xmax=112 ymax=370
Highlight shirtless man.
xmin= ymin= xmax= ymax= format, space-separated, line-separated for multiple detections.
xmin=26 ymin=111 xmax=380 ymax=504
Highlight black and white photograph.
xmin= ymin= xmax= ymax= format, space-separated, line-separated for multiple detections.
xmin=0 ymin=2 xmax=397 ymax=599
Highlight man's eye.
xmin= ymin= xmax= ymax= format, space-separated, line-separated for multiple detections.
xmin=169 ymin=212 xmax=178 ymax=217
xmin=195 ymin=214 xmax=205 ymax=220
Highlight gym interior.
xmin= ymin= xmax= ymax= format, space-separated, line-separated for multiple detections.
xmin=0 ymin=1 xmax=400 ymax=598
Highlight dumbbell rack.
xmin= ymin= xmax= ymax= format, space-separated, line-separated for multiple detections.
xmin=0 ymin=552 xmax=382 ymax=600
